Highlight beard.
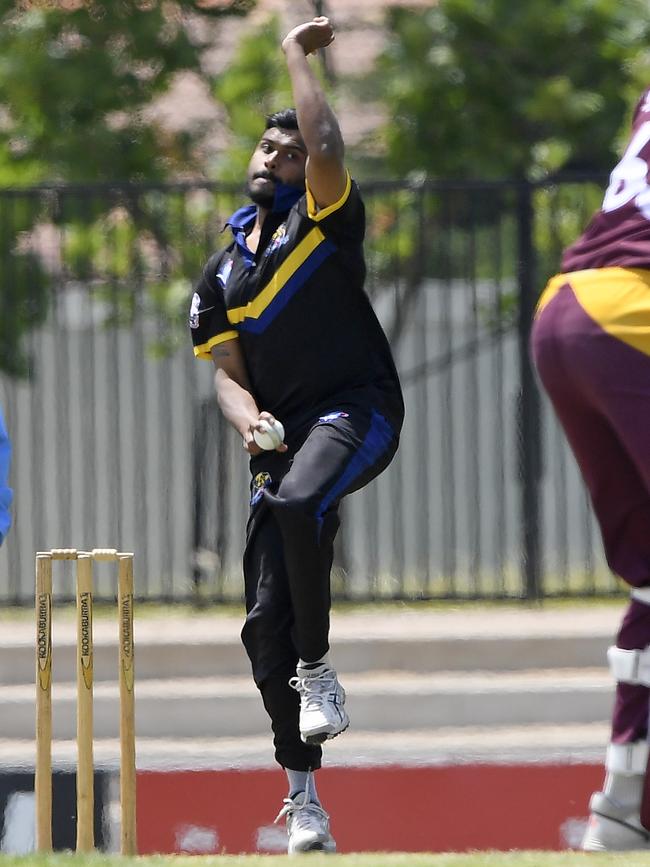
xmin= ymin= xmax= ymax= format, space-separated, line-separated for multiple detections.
xmin=247 ymin=172 xmax=277 ymax=208
xmin=246 ymin=182 xmax=275 ymax=209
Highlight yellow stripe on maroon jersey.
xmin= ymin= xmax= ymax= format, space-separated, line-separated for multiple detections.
xmin=535 ymin=275 xmax=566 ymax=315
xmin=564 ymin=267 xmax=650 ymax=357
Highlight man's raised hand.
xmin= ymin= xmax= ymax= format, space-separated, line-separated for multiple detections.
xmin=282 ymin=17 xmax=335 ymax=56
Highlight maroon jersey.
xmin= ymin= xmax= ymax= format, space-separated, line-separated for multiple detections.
xmin=562 ymin=88 xmax=650 ymax=272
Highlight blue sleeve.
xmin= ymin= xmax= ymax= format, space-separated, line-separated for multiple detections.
xmin=0 ymin=407 xmax=13 ymax=546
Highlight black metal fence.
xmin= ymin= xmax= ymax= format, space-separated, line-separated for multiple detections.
xmin=0 ymin=175 xmax=620 ymax=604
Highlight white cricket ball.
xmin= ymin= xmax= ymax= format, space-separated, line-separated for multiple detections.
xmin=253 ymin=418 xmax=285 ymax=450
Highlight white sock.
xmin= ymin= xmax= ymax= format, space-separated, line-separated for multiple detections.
xmin=285 ymin=769 xmax=321 ymax=805
xmin=297 ymin=652 xmax=332 ymax=674
xmin=604 ymin=772 xmax=644 ymax=808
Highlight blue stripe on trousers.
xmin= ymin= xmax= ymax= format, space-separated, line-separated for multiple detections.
xmin=316 ymin=410 xmax=394 ymax=521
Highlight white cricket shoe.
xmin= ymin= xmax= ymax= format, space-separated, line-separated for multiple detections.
xmin=289 ymin=666 xmax=349 ymax=745
xmin=582 ymin=791 xmax=650 ymax=851
xmin=275 ymin=791 xmax=336 ymax=854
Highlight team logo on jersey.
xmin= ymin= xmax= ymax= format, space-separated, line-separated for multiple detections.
xmin=217 ymin=258 xmax=233 ymax=287
xmin=263 ymin=223 xmax=289 ymax=257
xmin=250 ymin=471 xmax=272 ymax=506
xmin=318 ymin=411 xmax=350 ymax=423
xmin=189 ymin=292 xmax=201 ymax=329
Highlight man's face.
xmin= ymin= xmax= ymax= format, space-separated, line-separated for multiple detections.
xmin=247 ymin=126 xmax=307 ymax=208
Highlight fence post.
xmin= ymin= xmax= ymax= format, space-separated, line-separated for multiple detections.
xmin=191 ymin=400 xmax=207 ymax=599
xmin=516 ymin=181 xmax=542 ymax=601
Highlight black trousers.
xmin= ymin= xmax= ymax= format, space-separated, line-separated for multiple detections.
xmin=240 ymin=405 xmax=399 ymax=770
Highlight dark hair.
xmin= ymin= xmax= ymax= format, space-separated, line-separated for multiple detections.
xmin=265 ymin=108 xmax=299 ymax=131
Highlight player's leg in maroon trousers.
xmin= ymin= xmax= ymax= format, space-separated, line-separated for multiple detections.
xmin=532 ymin=281 xmax=650 ymax=849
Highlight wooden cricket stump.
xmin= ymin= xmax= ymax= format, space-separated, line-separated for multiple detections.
xmin=35 ymin=548 xmax=137 ymax=855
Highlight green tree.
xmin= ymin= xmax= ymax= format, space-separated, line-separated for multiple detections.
xmin=350 ymin=0 xmax=650 ymax=339
xmin=211 ymin=14 xmax=308 ymax=181
xmin=373 ymin=0 xmax=649 ymax=180
xmin=0 ymin=0 xmax=254 ymax=185
xmin=0 ymin=0 xmax=254 ymax=377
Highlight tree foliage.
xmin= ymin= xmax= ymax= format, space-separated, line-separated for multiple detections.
xmin=211 ymin=14 xmax=306 ymax=181
xmin=0 ymin=0 xmax=254 ymax=185
xmin=0 ymin=0 xmax=254 ymax=377
xmin=374 ymin=0 xmax=650 ymax=180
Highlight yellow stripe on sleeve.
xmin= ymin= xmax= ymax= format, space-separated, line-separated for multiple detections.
xmin=193 ymin=330 xmax=239 ymax=360
xmin=306 ymin=171 xmax=352 ymax=222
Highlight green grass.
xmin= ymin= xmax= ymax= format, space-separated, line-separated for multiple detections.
xmin=2 ymin=854 xmax=650 ymax=867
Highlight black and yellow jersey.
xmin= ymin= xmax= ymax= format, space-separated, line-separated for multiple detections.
xmin=190 ymin=174 xmax=404 ymax=434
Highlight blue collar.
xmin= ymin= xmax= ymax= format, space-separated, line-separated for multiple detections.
xmin=271 ymin=181 xmax=304 ymax=213
xmin=224 ymin=182 xmax=304 ymax=233
xmin=224 ymin=182 xmax=304 ymax=268
xmin=226 ymin=204 xmax=257 ymax=233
